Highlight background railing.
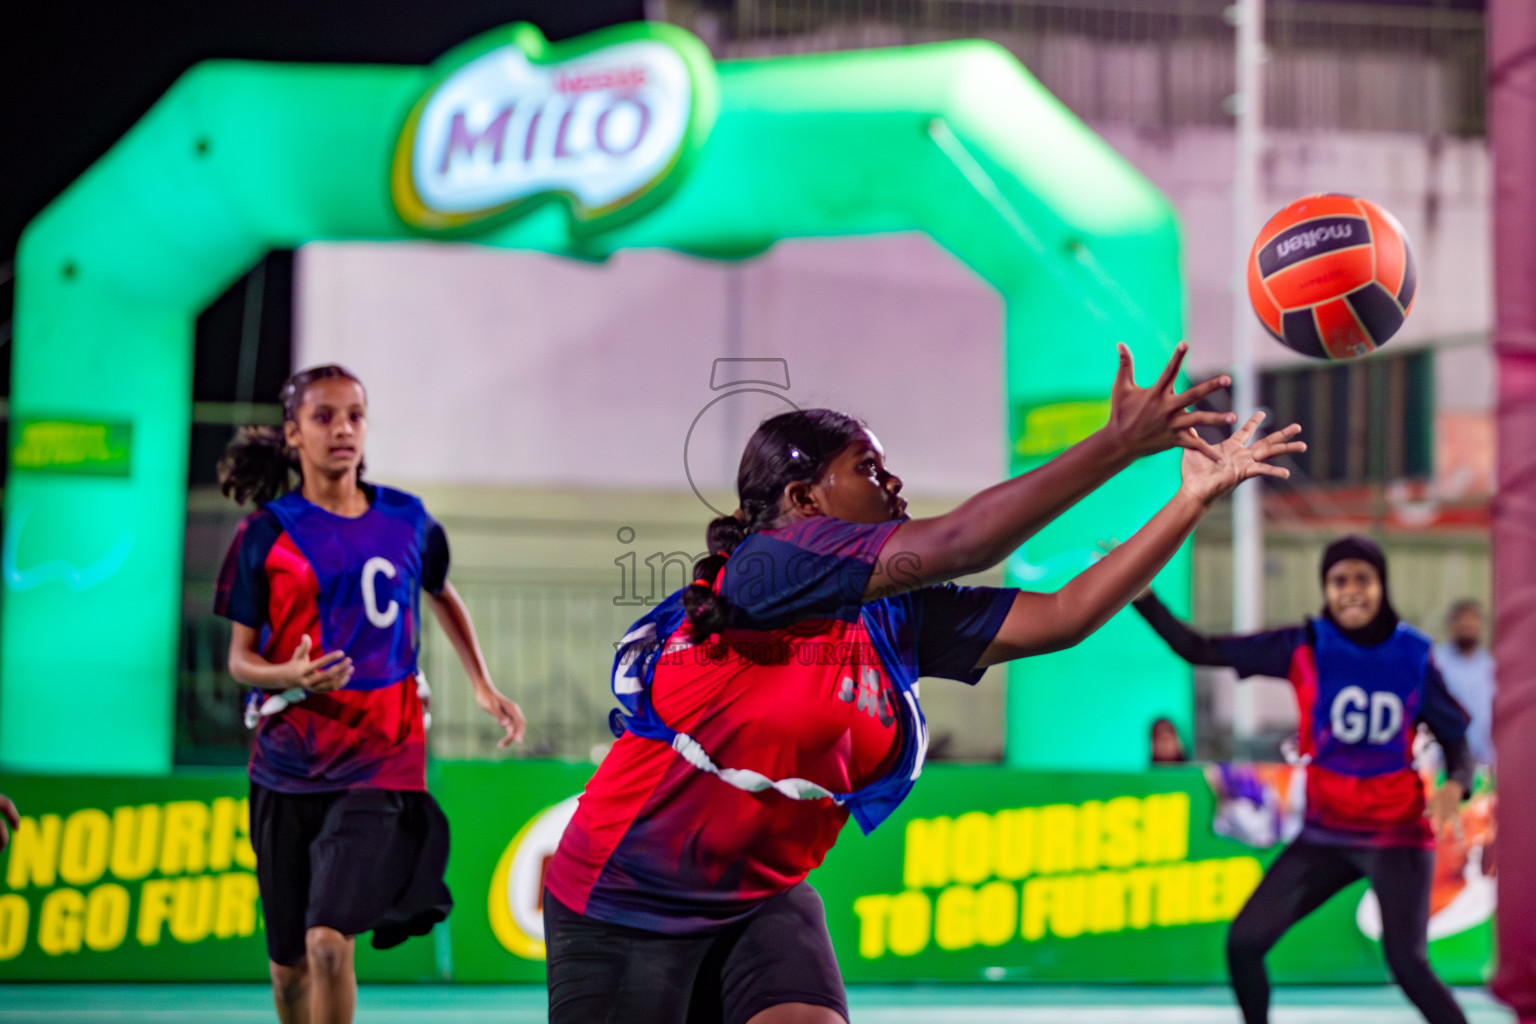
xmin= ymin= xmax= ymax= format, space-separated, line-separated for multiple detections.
xmin=665 ymin=0 xmax=1486 ymax=134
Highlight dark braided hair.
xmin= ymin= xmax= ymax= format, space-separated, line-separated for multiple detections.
xmin=217 ymin=364 xmax=367 ymax=506
xmin=683 ymin=409 xmax=867 ymax=641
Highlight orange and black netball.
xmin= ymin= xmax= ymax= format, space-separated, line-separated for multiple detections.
xmin=1247 ymin=193 xmax=1417 ymax=360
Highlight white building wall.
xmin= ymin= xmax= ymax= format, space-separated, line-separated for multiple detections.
xmin=295 ymin=235 xmax=1005 ymax=497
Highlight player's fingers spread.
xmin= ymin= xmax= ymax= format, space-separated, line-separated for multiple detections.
xmin=1114 ymin=342 xmax=1134 ymax=388
xmin=1171 ymin=411 xmax=1237 ymax=432
xmin=1250 ymin=464 xmax=1291 ymax=479
xmin=1258 ymin=424 xmax=1303 ymax=446
xmin=1152 ymin=341 xmax=1188 ymax=394
xmin=292 ymin=634 xmax=312 ymax=661
xmin=1178 ymin=428 xmax=1223 ymax=462
xmin=1232 ymin=409 xmax=1267 ymax=444
xmin=1170 ymin=374 xmax=1231 ymax=409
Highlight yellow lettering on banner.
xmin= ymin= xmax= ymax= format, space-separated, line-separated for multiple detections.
xmin=976 ymin=881 xmax=1016 ymax=947
xmin=170 ymin=876 xmax=217 ymax=944
xmin=1049 ymin=875 xmax=1086 ymax=938
xmin=1142 ymin=793 xmax=1190 ymax=863
xmin=37 ymin=888 xmax=85 ymax=956
xmin=1100 ymin=797 xmax=1140 ymax=868
xmin=84 ymin=884 xmax=130 ymax=952
xmin=0 ymin=894 xmax=30 ymax=960
xmin=888 ymin=891 xmax=931 ymax=957
xmin=1021 ymin=877 xmax=1050 ymax=941
xmin=215 ymin=873 xmax=261 ymax=939
xmin=208 ymin=798 xmax=238 ymax=872
xmin=235 ymin=799 xmax=256 ymax=870
xmin=1220 ymin=857 xmax=1264 ymax=919
xmin=159 ymin=802 xmax=210 ymax=876
xmin=137 ymin=879 xmax=176 ymax=946
xmin=6 ymin=815 xmax=62 ymax=889
xmin=952 ymin=812 xmax=992 ymax=885
xmin=59 ymin=809 xmax=112 ymax=887
xmin=1089 ymin=870 xmax=1127 ymax=934
xmin=111 ymin=805 xmax=161 ymax=881
xmin=1125 ymin=868 xmax=1156 ymax=930
xmin=1077 ymin=801 xmax=1103 ymax=871
xmin=1037 ymin=805 xmax=1077 ymax=875
xmin=852 ymin=895 xmax=891 ymax=959
xmin=903 ymin=817 xmax=951 ymax=889
xmin=993 ymin=808 xmax=1034 ymax=880
xmin=1154 ymin=864 xmax=1191 ymax=927
xmin=1192 ymin=859 xmax=1225 ymax=923
xmin=934 ymin=885 xmax=975 ymax=951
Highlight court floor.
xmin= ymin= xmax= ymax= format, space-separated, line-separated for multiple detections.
xmin=0 ymin=985 xmax=1515 ymax=1023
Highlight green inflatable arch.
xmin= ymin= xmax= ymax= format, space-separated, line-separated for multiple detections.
xmin=2 ymin=22 xmax=1191 ymax=775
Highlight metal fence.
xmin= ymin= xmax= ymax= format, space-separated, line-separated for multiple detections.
xmin=668 ymin=0 xmax=1486 ymax=134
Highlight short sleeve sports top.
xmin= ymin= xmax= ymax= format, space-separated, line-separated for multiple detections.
xmin=545 ymin=516 xmax=1015 ymax=934
xmin=214 ymin=484 xmax=448 ymax=793
xmin=1216 ymin=617 xmax=1469 ymax=847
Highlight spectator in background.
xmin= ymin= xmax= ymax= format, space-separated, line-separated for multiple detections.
xmin=0 ymin=794 xmax=17 ymax=853
xmin=1434 ymin=599 xmax=1496 ymax=769
xmin=1151 ymin=717 xmax=1188 ymax=764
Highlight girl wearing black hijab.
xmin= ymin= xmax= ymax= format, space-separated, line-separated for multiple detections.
xmin=1133 ymin=535 xmax=1473 ymax=1024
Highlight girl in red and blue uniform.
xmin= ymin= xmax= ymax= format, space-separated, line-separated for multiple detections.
xmin=215 ymin=365 xmax=525 ymax=1024
xmin=544 ymin=344 xmax=1305 ymax=1024
xmin=1134 ymin=535 xmax=1473 ymax=1024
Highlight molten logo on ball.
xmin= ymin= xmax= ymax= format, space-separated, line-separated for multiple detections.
xmin=1248 ymin=194 xmax=1417 ymax=360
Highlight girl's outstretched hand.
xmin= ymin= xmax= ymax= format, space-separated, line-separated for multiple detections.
xmin=1105 ymin=341 xmax=1238 ymax=458
xmin=1178 ymin=412 xmax=1305 ymax=506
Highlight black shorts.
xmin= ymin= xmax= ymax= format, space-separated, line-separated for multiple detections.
xmin=250 ymin=782 xmax=453 ymax=966
xmin=544 ymin=882 xmax=848 ymax=1024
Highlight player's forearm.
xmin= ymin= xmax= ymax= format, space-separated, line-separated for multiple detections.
xmin=427 ymin=584 xmax=494 ymax=690
xmin=948 ymin=428 xmax=1135 ymax=569
xmin=1437 ymin=734 xmax=1476 ymax=796
xmin=227 ymin=647 xmax=295 ymax=689
xmin=884 ymin=429 xmax=1136 ymax=594
xmin=1048 ymin=489 xmax=1206 ymax=648
xmin=1131 ymin=592 xmax=1232 ymax=667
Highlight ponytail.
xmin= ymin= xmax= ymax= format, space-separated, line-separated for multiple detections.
xmin=683 ymin=514 xmax=748 ymax=641
xmin=681 ymin=408 xmax=866 ymax=642
xmin=217 ymin=425 xmax=297 ymax=506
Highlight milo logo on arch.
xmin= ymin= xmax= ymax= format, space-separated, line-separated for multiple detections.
xmin=391 ymin=21 xmax=719 ymax=236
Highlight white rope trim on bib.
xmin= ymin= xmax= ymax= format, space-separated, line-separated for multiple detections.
xmin=670 ymin=734 xmax=836 ymax=802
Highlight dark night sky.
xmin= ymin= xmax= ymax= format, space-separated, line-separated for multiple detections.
xmin=0 ymin=1 xmax=647 ymax=266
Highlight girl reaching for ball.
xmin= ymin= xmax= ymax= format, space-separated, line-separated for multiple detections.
xmin=214 ymin=365 xmax=526 ymax=1024
xmin=542 ymin=342 xmax=1303 ymax=1024
xmin=1133 ymin=535 xmax=1473 ymax=1024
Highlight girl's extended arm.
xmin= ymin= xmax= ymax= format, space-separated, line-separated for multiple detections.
xmin=976 ymin=413 xmax=1304 ymax=665
xmin=1131 ymin=591 xmax=1232 ymax=667
xmin=871 ymin=342 xmax=1234 ymax=598
xmin=426 ymin=582 xmax=526 ymax=748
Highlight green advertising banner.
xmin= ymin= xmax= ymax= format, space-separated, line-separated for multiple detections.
xmin=0 ymin=772 xmax=440 ymax=981
xmin=0 ymin=763 xmax=1494 ymax=984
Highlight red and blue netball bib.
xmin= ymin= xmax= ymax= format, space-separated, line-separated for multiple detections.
xmin=1217 ymin=618 xmax=1468 ymax=847
xmin=215 ymin=485 xmax=449 ymax=792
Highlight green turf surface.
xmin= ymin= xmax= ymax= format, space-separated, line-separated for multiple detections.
xmin=0 ymin=985 xmax=1515 ymax=1022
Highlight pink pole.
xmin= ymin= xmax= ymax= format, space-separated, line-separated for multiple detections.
xmin=1490 ymin=1 xmax=1536 ymax=1018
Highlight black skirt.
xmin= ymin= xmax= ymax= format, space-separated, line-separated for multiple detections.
xmin=250 ymin=782 xmax=452 ymax=966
